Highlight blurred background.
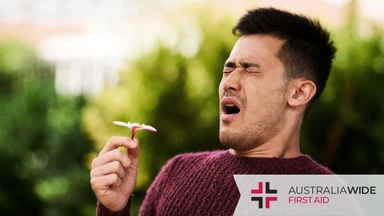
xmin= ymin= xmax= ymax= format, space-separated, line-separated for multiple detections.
xmin=0 ymin=0 xmax=383 ymax=215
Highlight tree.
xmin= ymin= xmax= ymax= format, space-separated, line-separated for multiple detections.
xmin=302 ymin=0 xmax=384 ymax=173
xmin=0 ymin=40 xmax=96 ymax=216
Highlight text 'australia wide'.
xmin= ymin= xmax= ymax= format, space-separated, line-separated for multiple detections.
xmin=288 ymin=186 xmax=376 ymax=195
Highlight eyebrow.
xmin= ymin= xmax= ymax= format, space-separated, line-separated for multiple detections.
xmin=224 ymin=61 xmax=261 ymax=69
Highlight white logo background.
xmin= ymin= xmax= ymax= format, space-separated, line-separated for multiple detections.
xmin=234 ymin=175 xmax=384 ymax=216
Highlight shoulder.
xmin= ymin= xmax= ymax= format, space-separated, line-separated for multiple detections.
xmin=298 ymin=155 xmax=335 ymax=174
xmin=162 ymin=150 xmax=226 ymax=173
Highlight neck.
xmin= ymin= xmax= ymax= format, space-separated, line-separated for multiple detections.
xmin=230 ymin=115 xmax=303 ymax=158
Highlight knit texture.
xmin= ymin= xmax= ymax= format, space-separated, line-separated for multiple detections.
xmin=97 ymin=150 xmax=333 ymax=216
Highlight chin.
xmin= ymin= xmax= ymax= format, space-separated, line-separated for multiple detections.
xmin=219 ymin=129 xmax=262 ymax=152
xmin=219 ymin=131 xmax=244 ymax=150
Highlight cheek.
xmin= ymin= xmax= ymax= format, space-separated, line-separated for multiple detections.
xmin=246 ymin=85 xmax=276 ymax=108
xmin=218 ymin=82 xmax=224 ymax=96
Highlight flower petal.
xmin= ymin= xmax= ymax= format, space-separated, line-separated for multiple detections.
xmin=130 ymin=122 xmax=141 ymax=127
xmin=113 ymin=121 xmax=157 ymax=136
xmin=137 ymin=125 xmax=157 ymax=132
xmin=113 ymin=121 xmax=131 ymax=128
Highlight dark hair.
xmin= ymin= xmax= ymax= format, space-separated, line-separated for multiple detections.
xmin=232 ymin=7 xmax=337 ymax=112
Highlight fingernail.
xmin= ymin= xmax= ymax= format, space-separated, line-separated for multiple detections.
xmin=130 ymin=140 xmax=138 ymax=148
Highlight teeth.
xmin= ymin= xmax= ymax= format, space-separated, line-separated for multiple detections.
xmin=226 ymin=104 xmax=235 ymax=107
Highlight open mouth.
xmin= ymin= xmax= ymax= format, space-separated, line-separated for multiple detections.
xmin=221 ymin=98 xmax=241 ymax=122
xmin=224 ymin=104 xmax=240 ymax=114
xmin=223 ymin=103 xmax=240 ymax=115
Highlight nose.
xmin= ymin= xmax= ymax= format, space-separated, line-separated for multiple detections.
xmin=221 ymin=69 xmax=242 ymax=92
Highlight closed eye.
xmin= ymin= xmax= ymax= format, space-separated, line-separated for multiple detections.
xmin=223 ymin=68 xmax=235 ymax=74
xmin=223 ymin=68 xmax=259 ymax=74
xmin=223 ymin=61 xmax=236 ymax=74
xmin=245 ymin=68 xmax=260 ymax=73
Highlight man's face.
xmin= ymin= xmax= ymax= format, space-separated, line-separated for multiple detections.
xmin=219 ymin=34 xmax=288 ymax=151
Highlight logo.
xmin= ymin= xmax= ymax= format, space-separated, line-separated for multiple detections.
xmin=251 ymin=182 xmax=278 ymax=209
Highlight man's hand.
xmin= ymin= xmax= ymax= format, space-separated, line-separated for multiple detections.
xmin=90 ymin=136 xmax=139 ymax=212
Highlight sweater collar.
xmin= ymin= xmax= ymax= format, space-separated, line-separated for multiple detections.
xmin=219 ymin=150 xmax=317 ymax=174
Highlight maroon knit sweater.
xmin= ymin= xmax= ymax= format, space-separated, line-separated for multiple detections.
xmin=97 ymin=150 xmax=333 ymax=216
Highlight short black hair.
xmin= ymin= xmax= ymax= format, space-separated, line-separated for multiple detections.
xmin=232 ymin=7 xmax=337 ymax=113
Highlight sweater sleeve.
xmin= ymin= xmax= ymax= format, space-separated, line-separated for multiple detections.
xmin=139 ymin=155 xmax=180 ymax=216
xmin=96 ymin=196 xmax=132 ymax=216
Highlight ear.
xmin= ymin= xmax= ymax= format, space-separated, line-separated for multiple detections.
xmin=287 ymin=79 xmax=316 ymax=107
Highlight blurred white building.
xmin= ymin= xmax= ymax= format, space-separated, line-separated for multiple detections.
xmin=0 ymin=0 xmax=136 ymax=95
xmin=0 ymin=0 xmax=383 ymax=96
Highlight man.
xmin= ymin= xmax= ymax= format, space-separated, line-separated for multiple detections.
xmin=90 ymin=7 xmax=336 ymax=215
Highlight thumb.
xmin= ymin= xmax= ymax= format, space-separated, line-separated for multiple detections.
xmin=127 ymin=138 xmax=139 ymax=165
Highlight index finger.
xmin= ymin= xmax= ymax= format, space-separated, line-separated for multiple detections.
xmin=99 ymin=136 xmax=137 ymax=156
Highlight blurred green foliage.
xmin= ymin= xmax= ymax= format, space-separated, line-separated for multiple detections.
xmin=0 ymin=41 xmax=96 ymax=215
xmin=301 ymin=0 xmax=384 ymax=174
xmin=302 ymin=24 xmax=384 ymax=173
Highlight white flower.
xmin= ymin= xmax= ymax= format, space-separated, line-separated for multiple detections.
xmin=113 ymin=121 xmax=157 ymax=138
